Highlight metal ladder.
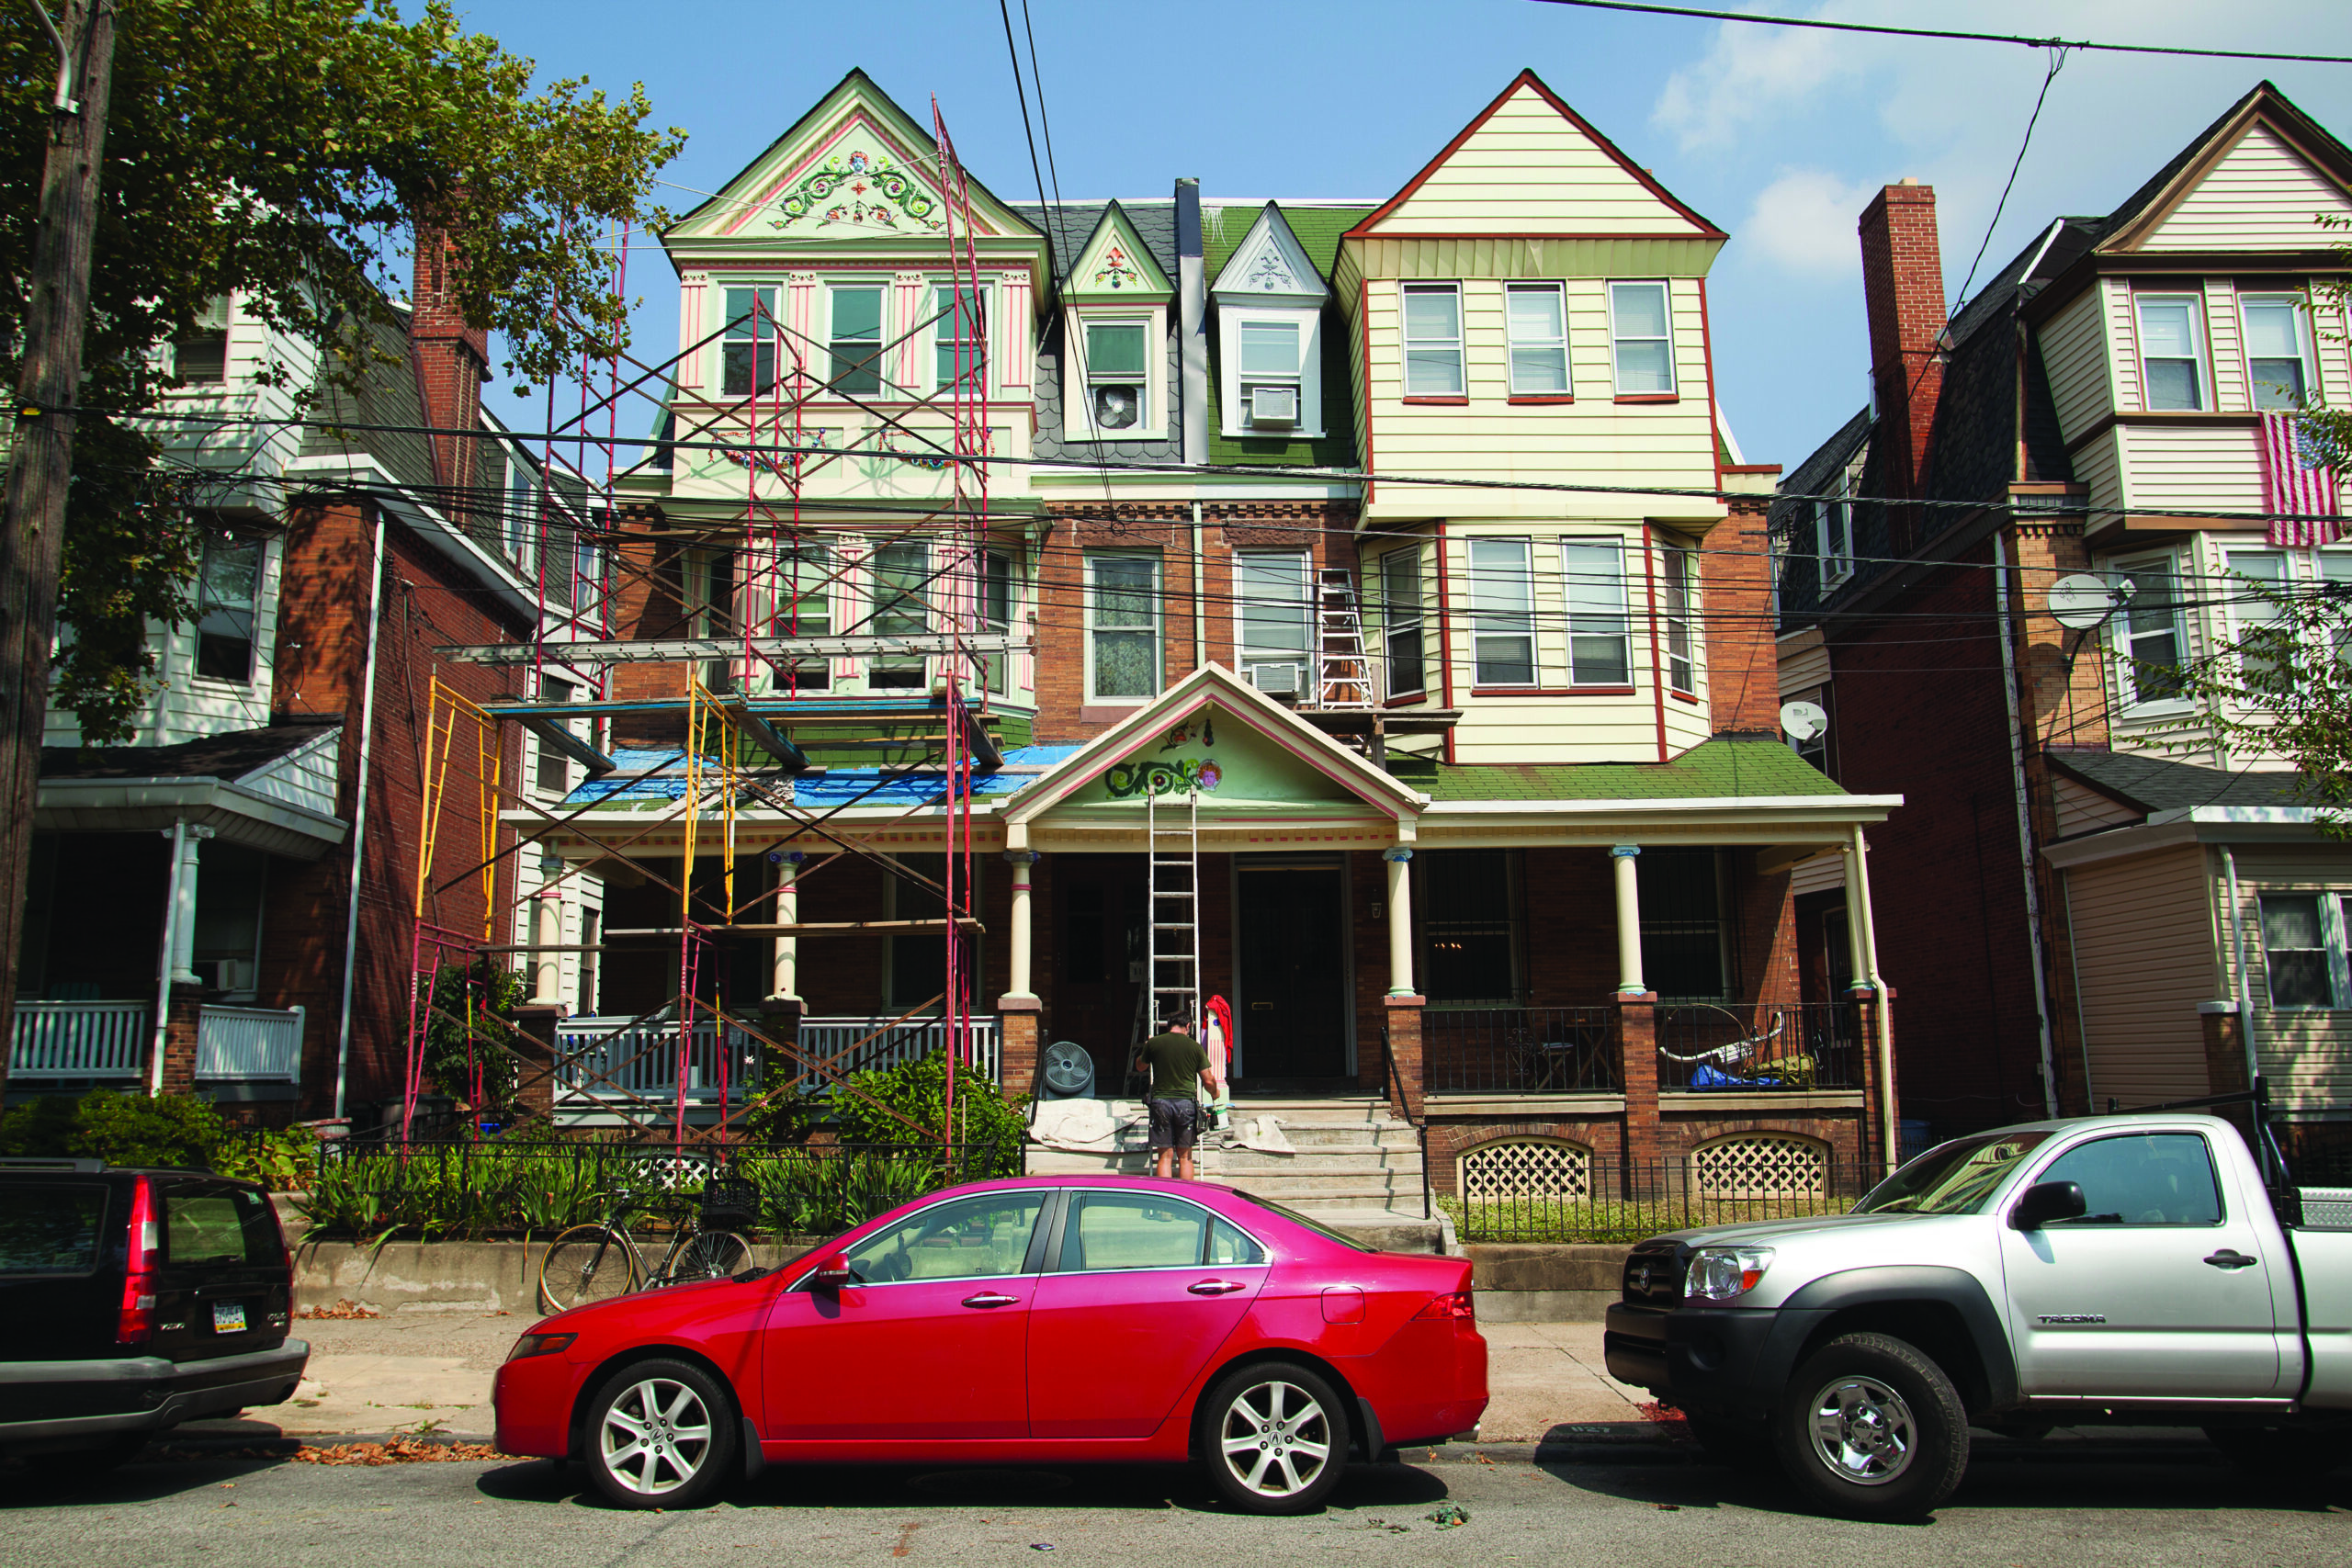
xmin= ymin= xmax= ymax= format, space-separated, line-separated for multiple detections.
xmin=1314 ymin=568 xmax=1374 ymax=710
xmin=1142 ymin=785 xmax=1202 ymax=1043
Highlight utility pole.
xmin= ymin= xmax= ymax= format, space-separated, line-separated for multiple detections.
xmin=0 ymin=0 xmax=119 ymax=1103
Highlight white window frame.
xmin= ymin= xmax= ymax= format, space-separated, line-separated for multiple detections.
xmin=2238 ymin=291 xmax=2312 ymax=411
xmin=2257 ymin=890 xmax=2349 ymax=1011
xmin=1466 ymin=536 xmax=1536 ymax=687
xmin=2322 ymin=548 xmax=2352 ymax=661
xmin=766 ymin=544 xmax=833 ymax=694
xmin=1233 ymin=550 xmax=1313 ymax=700
xmin=1400 ymin=281 xmax=1464 ymax=398
xmin=192 ymin=531 xmax=266 ymax=686
xmin=867 ymin=537 xmax=930 ymax=691
xmin=1608 ymin=279 xmax=1676 ymax=398
xmin=1085 ymin=550 xmax=1161 ymax=704
xmin=1662 ymin=542 xmax=1698 ymax=694
xmin=1379 ymin=547 xmax=1426 ymax=699
xmin=1560 ymin=536 xmax=1633 ymax=689
xmin=2222 ymin=546 xmax=2290 ymax=680
xmin=1067 ymin=308 xmax=1165 ymax=442
xmin=2110 ymin=551 xmax=2190 ymax=712
xmin=2134 ymin=292 xmax=2208 ymax=412
xmin=1216 ymin=304 xmax=1325 ymax=438
xmin=1505 ymin=282 xmax=1570 ymax=397
xmin=1814 ymin=492 xmax=1855 ymax=589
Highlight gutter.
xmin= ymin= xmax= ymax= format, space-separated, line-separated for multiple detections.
xmin=334 ymin=513 xmax=389 ymax=1121
xmin=1992 ymin=533 xmax=2062 ymax=1118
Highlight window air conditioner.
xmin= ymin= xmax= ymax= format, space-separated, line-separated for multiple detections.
xmin=1248 ymin=662 xmax=1303 ymax=699
xmin=1092 ymin=384 xmax=1142 ymax=431
xmin=1250 ymin=386 xmax=1298 ymax=426
xmin=196 ymin=958 xmax=255 ymax=993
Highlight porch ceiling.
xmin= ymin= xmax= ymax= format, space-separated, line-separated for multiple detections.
xmin=36 ymin=777 xmax=348 ymax=861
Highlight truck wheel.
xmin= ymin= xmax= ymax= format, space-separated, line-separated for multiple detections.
xmin=1773 ymin=1332 xmax=1969 ymax=1518
xmin=2205 ymin=1424 xmax=2352 ymax=1485
xmin=1683 ymin=1413 xmax=1769 ymax=1468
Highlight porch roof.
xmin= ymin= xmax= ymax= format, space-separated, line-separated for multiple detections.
xmin=1393 ymin=739 xmax=1844 ymax=802
xmin=35 ymin=720 xmax=349 ymax=860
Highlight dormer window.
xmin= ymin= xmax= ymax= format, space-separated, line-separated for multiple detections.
xmin=1083 ymin=321 xmax=1149 ymax=433
xmin=1238 ymin=321 xmax=1302 ymax=428
xmin=1062 ymin=202 xmax=1174 ymax=444
xmin=1210 ymin=203 xmax=1329 ymax=438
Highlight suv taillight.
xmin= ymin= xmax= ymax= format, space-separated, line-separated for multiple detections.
xmin=1414 ymin=1290 xmax=1476 ymax=1322
xmin=118 ymin=1178 xmax=158 ymax=1347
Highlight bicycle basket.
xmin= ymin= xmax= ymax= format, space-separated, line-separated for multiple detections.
xmin=698 ymin=1178 xmax=759 ymax=1230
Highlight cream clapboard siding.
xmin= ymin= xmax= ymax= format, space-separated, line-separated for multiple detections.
xmin=2203 ymin=279 xmax=2252 ymax=412
xmin=1777 ymin=626 xmax=1829 ymax=694
xmin=238 ymin=728 xmax=342 ymax=818
xmin=2120 ymin=423 xmax=2267 ymax=513
xmin=2072 ymin=428 xmax=2124 ymax=519
xmin=1362 ymin=533 xmax=1438 ymax=703
xmin=2104 ymin=279 xmax=2143 ymax=414
xmin=2137 ymin=124 xmax=2352 ymax=253
xmin=2317 ymin=299 xmax=2352 ymax=408
xmin=2038 ymin=289 xmax=2114 ymax=441
xmin=2218 ymin=844 xmax=2352 ymax=1111
xmin=1363 ymin=83 xmax=1710 ymax=237
xmin=1351 ymin=236 xmax=1718 ymax=282
xmin=2050 ymin=774 xmax=2141 ymax=840
xmin=1791 ymin=850 xmax=1845 ymax=897
xmin=2065 ymin=842 xmax=2221 ymax=1109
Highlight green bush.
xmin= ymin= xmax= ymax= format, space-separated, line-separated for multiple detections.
xmin=832 ymin=1051 xmax=1023 ymax=1178
xmin=0 ymin=1089 xmax=226 ymax=1169
xmin=416 ymin=959 xmax=526 ymax=1109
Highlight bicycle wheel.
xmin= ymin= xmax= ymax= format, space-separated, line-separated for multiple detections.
xmin=539 ymin=1224 xmax=641 ymax=1314
xmin=656 ymin=1230 xmax=752 ymax=1288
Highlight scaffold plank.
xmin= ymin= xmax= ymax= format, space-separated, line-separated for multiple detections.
xmin=435 ymin=633 xmax=1028 ymax=664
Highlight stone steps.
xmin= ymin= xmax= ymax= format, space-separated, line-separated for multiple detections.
xmin=1028 ymin=1093 xmax=1429 ymax=1214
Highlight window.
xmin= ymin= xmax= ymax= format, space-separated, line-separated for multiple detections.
xmin=194 ymin=533 xmax=263 ymax=682
xmin=1609 ymin=281 xmax=1675 ymax=396
xmin=1379 ymin=548 xmax=1425 ymax=698
xmin=834 ymin=1190 xmax=1045 ymax=1285
xmin=1506 ymin=283 xmax=1568 ymax=395
xmin=1466 ymin=537 xmax=1534 ymax=685
xmin=2240 ymin=293 xmax=2311 ymax=410
xmin=1421 ymin=850 xmax=1519 ymax=1004
xmin=537 ymin=677 xmax=572 ymax=793
xmin=2223 ymin=548 xmax=2289 ymax=679
xmin=1639 ymin=848 xmax=1726 ymax=1001
xmin=1087 ymin=553 xmax=1159 ymax=701
xmin=1236 ymin=552 xmax=1311 ymax=699
xmin=1815 ymin=487 xmax=1855 ymax=589
xmin=504 ymin=461 xmax=536 ymax=567
xmin=1082 ymin=319 xmax=1148 ymax=434
xmin=829 ymin=285 xmax=884 ymax=395
xmin=771 ymin=546 xmax=831 ymax=694
xmin=686 ymin=547 xmax=736 ymax=693
xmin=2260 ymin=892 xmax=2342 ymax=1010
xmin=2324 ymin=551 xmax=2352 ymax=660
xmin=721 ymin=287 xmax=777 ymax=397
xmin=0 ymin=1183 xmax=106 ymax=1276
xmin=161 ymin=1183 xmax=277 ymax=1268
xmin=1663 ymin=544 xmax=1697 ymax=693
xmin=977 ymin=549 xmax=1014 ymax=695
xmin=1054 ymin=1191 xmax=1263 ymax=1271
xmin=1401 ymin=282 xmax=1464 ymax=397
xmin=577 ymin=907 xmax=599 ymax=1015
xmin=1560 ymin=538 xmax=1631 ymax=687
xmin=935 ymin=285 xmax=985 ymax=391
xmin=1238 ymin=319 xmax=1303 ymax=428
xmin=2034 ymin=1134 xmax=2223 ymax=1226
xmin=2135 ymin=294 xmax=2205 ymax=411
xmin=190 ymin=840 xmax=266 ymax=998
xmin=172 ymin=297 xmax=230 ymax=385
xmin=885 ymin=853 xmax=949 ymax=1010
xmin=869 ymin=540 xmax=929 ymax=690
xmin=2113 ymin=555 xmax=2186 ymax=706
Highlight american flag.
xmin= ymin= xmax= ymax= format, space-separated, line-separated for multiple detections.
xmin=2261 ymin=410 xmax=2341 ymax=547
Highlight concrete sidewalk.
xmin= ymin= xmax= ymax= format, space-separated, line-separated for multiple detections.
xmin=188 ymin=1310 xmax=1651 ymax=1442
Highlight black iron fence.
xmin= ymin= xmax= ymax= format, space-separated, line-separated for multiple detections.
xmin=1441 ymin=1151 xmax=1870 ymax=1244
xmin=1424 ymin=1006 xmax=1621 ymax=1095
xmin=1654 ymin=1000 xmax=1862 ymax=1092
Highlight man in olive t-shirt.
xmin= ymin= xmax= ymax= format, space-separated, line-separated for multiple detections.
xmin=1139 ymin=1014 xmax=1225 ymax=1179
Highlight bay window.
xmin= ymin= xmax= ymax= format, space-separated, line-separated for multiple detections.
xmin=194 ymin=533 xmax=264 ymax=683
xmin=1663 ymin=544 xmax=1697 ymax=694
xmin=1379 ymin=547 xmax=1426 ymax=698
xmin=1467 ymin=537 xmax=1535 ymax=685
xmin=2113 ymin=554 xmax=2187 ymax=707
xmin=829 ymin=285 xmax=885 ymax=395
xmin=721 ymin=287 xmax=777 ymax=397
xmin=869 ymin=540 xmax=929 ymax=689
xmin=2240 ymin=293 xmax=2310 ymax=410
xmin=1561 ymin=537 xmax=1632 ymax=687
xmin=935 ymin=284 xmax=986 ymax=391
xmin=2135 ymin=294 xmax=2206 ymax=411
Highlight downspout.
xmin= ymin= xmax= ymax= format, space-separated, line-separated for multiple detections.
xmin=334 ymin=513 xmax=390 ymax=1120
xmin=2221 ymin=845 xmax=2260 ymax=1093
xmin=1190 ymin=502 xmax=1205 ymax=671
xmin=1991 ymin=533 xmax=2062 ymax=1117
xmin=1849 ymin=822 xmax=1895 ymax=1175
xmin=150 ymin=818 xmax=187 ymax=1094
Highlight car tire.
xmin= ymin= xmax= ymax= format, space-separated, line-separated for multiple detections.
xmin=1772 ymin=1332 xmax=1969 ymax=1519
xmin=1683 ymin=1412 xmax=1769 ymax=1468
xmin=2205 ymin=1423 xmax=2352 ymax=1485
xmin=583 ymin=1358 xmax=740 ymax=1510
xmin=1196 ymin=1360 xmax=1349 ymax=1516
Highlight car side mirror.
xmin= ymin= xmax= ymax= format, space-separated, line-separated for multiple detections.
xmin=811 ymin=1253 xmax=852 ymax=1289
xmin=2009 ymin=1179 xmax=2087 ymax=1231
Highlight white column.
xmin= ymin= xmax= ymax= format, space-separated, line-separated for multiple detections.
xmin=1005 ymin=850 xmax=1039 ymax=999
xmin=769 ymin=852 xmax=800 ymax=1001
xmin=169 ymin=825 xmax=211 ymax=985
xmin=1383 ymin=847 xmax=1416 ymax=997
xmin=1611 ymin=844 xmax=1645 ymax=995
xmin=531 ymin=896 xmax=560 ymax=1003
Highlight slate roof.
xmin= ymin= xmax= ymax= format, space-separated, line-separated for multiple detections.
xmin=41 ymin=717 xmax=342 ymax=783
xmin=1015 ymin=200 xmax=1184 ymax=465
xmin=1391 ymin=739 xmax=1846 ymax=803
xmin=2048 ymin=750 xmax=2308 ymax=814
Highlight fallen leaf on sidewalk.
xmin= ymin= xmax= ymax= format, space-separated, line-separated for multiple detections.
xmin=1427 ymin=1504 xmax=1470 ymax=1529
xmin=291 ymin=1436 xmax=517 ymax=1466
xmin=296 ymin=1300 xmax=379 ymax=1320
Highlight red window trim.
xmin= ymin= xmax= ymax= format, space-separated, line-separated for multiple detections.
xmin=1613 ymin=392 xmax=1679 ymax=404
xmin=1468 ymin=684 xmax=1639 ymax=698
xmin=1383 ymin=690 xmax=1428 ymax=708
xmin=1669 ymin=689 xmax=1701 ymax=705
xmin=1508 ymin=394 xmax=1575 ymax=405
xmin=1403 ymin=394 xmax=1470 ymax=406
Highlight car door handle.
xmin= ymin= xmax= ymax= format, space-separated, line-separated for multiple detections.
xmin=961 ymin=1292 xmax=1021 ymax=1308
xmin=1189 ymin=1280 xmax=1249 ymax=1296
xmin=2203 ymin=1250 xmax=2260 ymax=1270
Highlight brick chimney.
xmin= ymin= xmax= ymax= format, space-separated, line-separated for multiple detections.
xmin=410 ymin=220 xmax=490 ymax=496
xmin=1857 ymin=179 xmax=1946 ymax=500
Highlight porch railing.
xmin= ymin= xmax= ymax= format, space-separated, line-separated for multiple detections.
xmin=554 ymin=1016 xmax=764 ymax=1106
xmin=9 ymin=1000 xmax=148 ymax=1080
xmin=196 ymin=1005 xmax=305 ymax=1081
xmin=1656 ymin=1000 xmax=1862 ymax=1091
xmin=798 ymin=1016 xmax=1002 ymax=1086
xmin=1423 ymin=1006 xmax=1620 ymax=1095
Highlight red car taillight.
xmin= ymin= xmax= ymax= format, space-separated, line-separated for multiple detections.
xmin=118 ymin=1177 xmax=158 ymax=1347
xmin=1414 ymin=1290 xmax=1476 ymax=1322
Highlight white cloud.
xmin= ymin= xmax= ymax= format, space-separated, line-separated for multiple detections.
xmin=1740 ymin=169 xmax=1883 ymax=276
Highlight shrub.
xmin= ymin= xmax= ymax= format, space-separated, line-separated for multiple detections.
xmin=416 ymin=959 xmax=526 ymax=1109
xmin=832 ymin=1051 xmax=1023 ymax=1178
xmin=0 ymin=1089 xmax=227 ymax=1169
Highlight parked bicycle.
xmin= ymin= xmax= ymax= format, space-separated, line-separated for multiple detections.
xmin=537 ymin=1179 xmax=757 ymax=1314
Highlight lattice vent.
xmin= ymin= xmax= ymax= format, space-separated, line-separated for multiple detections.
xmin=1459 ymin=1139 xmax=1592 ymax=1202
xmin=1690 ymin=1134 xmax=1827 ymax=1200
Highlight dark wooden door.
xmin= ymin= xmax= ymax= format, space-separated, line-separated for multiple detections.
xmin=1234 ymin=866 xmax=1347 ymax=1082
xmin=1049 ymin=856 xmax=1147 ymax=1092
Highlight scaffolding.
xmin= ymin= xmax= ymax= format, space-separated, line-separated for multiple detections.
xmin=396 ymin=101 xmax=1013 ymax=1152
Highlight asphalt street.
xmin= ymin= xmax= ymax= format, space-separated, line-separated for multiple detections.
xmin=3 ymin=1438 xmax=2346 ymax=1566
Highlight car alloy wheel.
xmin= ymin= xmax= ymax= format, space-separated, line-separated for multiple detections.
xmin=1806 ymin=1373 xmax=1917 ymax=1485
xmin=599 ymin=1376 xmax=715 ymax=1498
xmin=1216 ymin=1377 xmax=1334 ymax=1501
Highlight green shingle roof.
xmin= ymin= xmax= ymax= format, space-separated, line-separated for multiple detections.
xmin=1200 ymin=203 xmax=1372 ymax=469
xmin=1391 ymin=739 xmax=1847 ymax=803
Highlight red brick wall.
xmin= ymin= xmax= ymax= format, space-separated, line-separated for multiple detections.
xmin=1705 ymin=489 xmax=1785 ymax=736
xmin=410 ymin=225 xmax=491 ymax=496
xmin=1858 ymin=182 xmax=1947 ymax=500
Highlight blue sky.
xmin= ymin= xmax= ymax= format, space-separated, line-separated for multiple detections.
xmin=452 ymin=0 xmax=2352 ymax=472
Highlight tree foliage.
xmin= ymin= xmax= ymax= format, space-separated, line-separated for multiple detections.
xmin=3 ymin=1 xmax=684 ymax=739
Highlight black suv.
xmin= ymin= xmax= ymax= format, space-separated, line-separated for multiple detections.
xmin=0 ymin=1158 xmax=309 ymax=1464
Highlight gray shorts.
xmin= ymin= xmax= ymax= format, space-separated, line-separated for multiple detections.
xmin=1148 ymin=1096 xmax=1201 ymax=1150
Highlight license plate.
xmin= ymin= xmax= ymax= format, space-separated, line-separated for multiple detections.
xmin=211 ymin=1301 xmax=248 ymax=1335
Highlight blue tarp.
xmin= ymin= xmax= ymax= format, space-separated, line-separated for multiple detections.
xmin=565 ymin=745 xmax=1081 ymax=811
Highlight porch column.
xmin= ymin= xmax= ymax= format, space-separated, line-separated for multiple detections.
xmin=1611 ymin=844 xmax=1644 ymax=995
xmin=1611 ymin=844 xmax=1658 ymax=1190
xmin=151 ymin=819 xmax=211 ymax=1093
xmin=999 ymin=849 xmax=1043 ymax=1103
xmin=768 ymin=852 xmax=800 ymax=1001
xmin=169 ymin=823 xmax=210 ymax=985
xmin=1004 ymin=850 xmax=1040 ymax=1000
xmin=1382 ymin=847 xmax=1415 ymax=997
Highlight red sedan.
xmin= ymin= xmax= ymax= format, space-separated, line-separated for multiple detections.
xmin=493 ymin=1175 xmax=1487 ymax=1514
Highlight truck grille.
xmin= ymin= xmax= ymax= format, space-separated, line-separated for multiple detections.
xmin=1620 ymin=1241 xmax=1684 ymax=1307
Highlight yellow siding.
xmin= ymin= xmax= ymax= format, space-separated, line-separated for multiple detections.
xmin=1367 ymin=85 xmax=1712 ymax=237
xmin=2064 ymin=843 xmax=2220 ymax=1109
xmin=1352 ymin=236 xmax=1722 ymax=279
xmin=2072 ymin=430 xmax=2124 ymax=525
xmin=2120 ymin=423 xmax=2266 ymax=514
xmin=2137 ymin=124 xmax=2352 ymax=254
xmin=2203 ymin=279 xmax=2251 ymax=412
xmin=2050 ymin=774 xmax=2140 ymax=840
xmin=2318 ymin=299 xmax=2352 ymax=409
xmin=2038 ymin=289 xmax=2113 ymax=442
xmin=1777 ymin=627 xmax=1830 ymax=694
xmin=2104 ymin=279 xmax=2143 ymax=413
xmin=2219 ymin=844 xmax=2352 ymax=1112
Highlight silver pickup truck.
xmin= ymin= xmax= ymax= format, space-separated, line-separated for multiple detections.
xmin=1604 ymin=1109 xmax=2352 ymax=1517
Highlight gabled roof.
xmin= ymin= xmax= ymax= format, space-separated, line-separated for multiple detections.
xmin=40 ymin=718 xmax=343 ymax=784
xmin=2096 ymin=79 xmax=2352 ymax=254
xmin=1062 ymin=201 xmax=1174 ymax=302
xmin=2046 ymin=750 xmax=2306 ymax=815
xmin=1210 ymin=204 xmax=1329 ymax=304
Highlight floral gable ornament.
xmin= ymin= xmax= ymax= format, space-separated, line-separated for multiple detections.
xmin=771 ymin=148 xmax=944 ymax=232
xmin=1091 ymin=242 xmax=1146 ymax=290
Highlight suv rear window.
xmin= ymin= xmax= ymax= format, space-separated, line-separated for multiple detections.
xmin=0 ymin=1183 xmax=108 ymax=1276
xmin=163 ymin=1185 xmax=280 ymax=1268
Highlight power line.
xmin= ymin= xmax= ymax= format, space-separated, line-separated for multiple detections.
xmin=1951 ymin=45 xmax=2066 ymax=321
xmin=1525 ymin=0 xmax=2352 ymax=65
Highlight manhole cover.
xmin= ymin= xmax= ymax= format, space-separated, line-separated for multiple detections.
xmin=908 ymin=1469 xmax=1072 ymax=1496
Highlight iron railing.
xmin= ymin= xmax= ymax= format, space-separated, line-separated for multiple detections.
xmin=1655 ymin=1000 xmax=1862 ymax=1091
xmin=196 ymin=1005 xmax=305 ymax=1081
xmin=1424 ymin=1006 xmax=1620 ymax=1095
xmin=1441 ymin=1151 xmax=1869 ymax=1244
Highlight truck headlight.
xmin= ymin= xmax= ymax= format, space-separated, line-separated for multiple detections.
xmin=1684 ymin=1247 xmax=1774 ymax=1301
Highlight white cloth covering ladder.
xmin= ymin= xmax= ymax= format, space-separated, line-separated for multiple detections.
xmin=1314 ymin=568 xmax=1374 ymax=710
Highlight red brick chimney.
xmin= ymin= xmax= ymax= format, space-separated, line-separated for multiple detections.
xmin=410 ymin=220 xmax=489 ymax=496
xmin=1857 ymin=179 xmax=1946 ymax=500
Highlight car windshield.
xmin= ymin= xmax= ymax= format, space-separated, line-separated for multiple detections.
xmin=1854 ymin=1131 xmax=2052 ymax=1215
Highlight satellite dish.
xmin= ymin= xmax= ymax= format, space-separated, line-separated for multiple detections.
xmin=1780 ymin=701 xmax=1828 ymax=743
xmin=2048 ymin=572 xmax=2124 ymax=630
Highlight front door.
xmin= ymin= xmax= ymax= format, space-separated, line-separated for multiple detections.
xmin=1050 ymin=857 xmax=1147 ymax=1092
xmin=1235 ymin=864 xmax=1347 ymax=1082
